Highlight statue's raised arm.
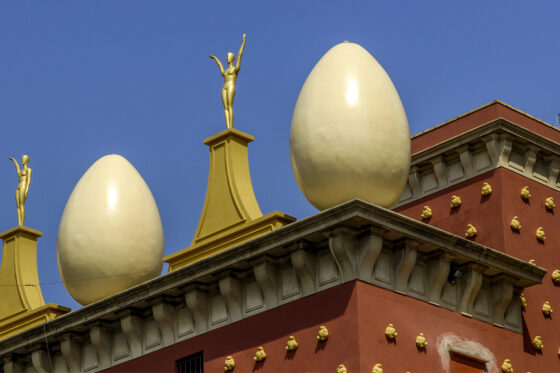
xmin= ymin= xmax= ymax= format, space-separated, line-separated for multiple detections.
xmin=209 ymin=55 xmax=225 ymax=76
xmin=235 ymin=34 xmax=246 ymax=72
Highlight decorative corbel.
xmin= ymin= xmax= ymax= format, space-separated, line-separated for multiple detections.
xmin=185 ymin=285 xmax=208 ymax=334
xmin=3 ymin=355 xmax=23 ymax=373
xmin=408 ymin=166 xmax=421 ymax=198
xmin=59 ymin=333 xmax=82 ymax=373
xmin=290 ymin=241 xmax=315 ymax=296
xmin=151 ymin=298 xmax=176 ymax=347
xmin=324 ymin=227 xmax=358 ymax=282
xmin=431 ymin=155 xmax=447 ymax=187
xmin=253 ymin=257 xmax=278 ymax=308
xmin=482 ymin=134 xmax=500 ymax=166
xmin=219 ymin=274 xmax=243 ymax=322
xmin=356 ymin=226 xmax=385 ymax=281
xmin=546 ymin=155 xmax=560 ymax=185
xmin=31 ymin=348 xmax=51 ymax=373
xmin=523 ymin=145 xmax=539 ymax=176
xmin=491 ymin=275 xmax=515 ymax=327
xmin=428 ymin=251 xmax=455 ymax=305
xmin=457 ymin=144 xmax=474 ymax=177
xmin=458 ymin=263 xmax=487 ymax=317
xmin=90 ymin=322 xmax=112 ymax=370
xmin=498 ymin=136 xmax=512 ymax=165
xmin=394 ymin=238 xmax=420 ymax=294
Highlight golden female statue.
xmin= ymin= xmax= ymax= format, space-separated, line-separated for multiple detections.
xmin=9 ymin=155 xmax=31 ymax=226
xmin=209 ymin=34 xmax=246 ymax=129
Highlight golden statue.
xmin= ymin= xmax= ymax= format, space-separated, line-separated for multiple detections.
xmin=9 ymin=155 xmax=31 ymax=226
xmin=209 ymin=34 xmax=246 ymax=129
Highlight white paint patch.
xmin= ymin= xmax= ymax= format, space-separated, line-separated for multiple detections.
xmin=437 ymin=332 xmax=498 ymax=373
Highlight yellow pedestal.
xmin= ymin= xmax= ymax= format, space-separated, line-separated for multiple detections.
xmin=164 ymin=128 xmax=295 ymax=271
xmin=0 ymin=226 xmax=70 ymax=340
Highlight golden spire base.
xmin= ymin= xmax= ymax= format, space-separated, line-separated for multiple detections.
xmin=0 ymin=226 xmax=70 ymax=340
xmin=164 ymin=128 xmax=295 ymax=271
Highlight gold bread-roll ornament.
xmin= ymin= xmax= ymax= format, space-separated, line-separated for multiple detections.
xmin=481 ymin=182 xmax=492 ymax=196
xmin=224 ymin=356 xmax=235 ymax=371
xmin=420 ymin=205 xmax=432 ymax=219
xmin=336 ymin=364 xmax=347 ymax=373
xmin=385 ymin=323 xmax=397 ymax=339
xmin=545 ymin=197 xmax=555 ymax=210
xmin=415 ymin=332 xmax=428 ymax=348
xmin=510 ymin=216 xmax=522 ymax=230
xmin=536 ymin=227 xmax=545 ymax=242
xmin=465 ymin=224 xmax=477 ymax=238
xmin=520 ymin=293 xmax=527 ymax=309
xmin=532 ymin=336 xmax=543 ymax=350
xmin=521 ymin=186 xmax=531 ymax=200
xmin=551 ymin=269 xmax=560 ymax=284
xmin=372 ymin=363 xmax=383 ymax=373
xmin=286 ymin=336 xmax=298 ymax=351
xmin=317 ymin=325 xmax=329 ymax=341
xmin=450 ymin=195 xmax=462 ymax=208
xmin=501 ymin=359 xmax=513 ymax=373
xmin=542 ymin=301 xmax=553 ymax=316
xmin=253 ymin=346 xmax=267 ymax=362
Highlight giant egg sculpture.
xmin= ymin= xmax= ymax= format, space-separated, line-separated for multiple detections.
xmin=57 ymin=154 xmax=164 ymax=305
xmin=290 ymin=42 xmax=411 ymax=210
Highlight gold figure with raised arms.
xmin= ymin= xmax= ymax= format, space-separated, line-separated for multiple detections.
xmin=209 ymin=34 xmax=246 ymax=129
xmin=9 ymin=155 xmax=32 ymax=226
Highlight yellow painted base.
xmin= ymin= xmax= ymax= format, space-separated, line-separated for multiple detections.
xmin=165 ymin=211 xmax=295 ymax=271
xmin=0 ymin=303 xmax=70 ymax=340
xmin=164 ymin=127 xmax=296 ymax=271
xmin=0 ymin=226 xmax=70 ymax=340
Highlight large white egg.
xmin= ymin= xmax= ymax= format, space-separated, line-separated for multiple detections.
xmin=290 ymin=42 xmax=411 ymax=210
xmin=57 ymin=154 xmax=164 ymax=305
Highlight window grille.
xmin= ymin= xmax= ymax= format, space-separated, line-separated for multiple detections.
xmin=176 ymin=351 xmax=203 ymax=373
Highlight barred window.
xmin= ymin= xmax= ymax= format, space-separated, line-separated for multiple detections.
xmin=176 ymin=351 xmax=203 ymax=373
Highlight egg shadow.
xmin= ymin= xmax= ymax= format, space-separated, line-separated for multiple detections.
xmin=510 ymin=228 xmax=521 ymax=235
xmin=450 ymin=206 xmax=460 ymax=215
xmin=480 ymin=195 xmax=491 ymax=203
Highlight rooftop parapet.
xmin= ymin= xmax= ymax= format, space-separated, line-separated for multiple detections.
xmin=0 ymin=200 xmax=544 ymax=372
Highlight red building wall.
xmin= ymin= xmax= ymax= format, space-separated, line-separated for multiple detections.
xmin=102 ymin=279 xmax=547 ymax=373
xmin=396 ymin=167 xmax=560 ymax=371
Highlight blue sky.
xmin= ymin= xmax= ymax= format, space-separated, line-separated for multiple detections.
xmin=1 ymin=2 xmax=559 ymax=310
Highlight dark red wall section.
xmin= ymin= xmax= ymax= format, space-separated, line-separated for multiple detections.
xmin=396 ymin=167 xmax=560 ymax=372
